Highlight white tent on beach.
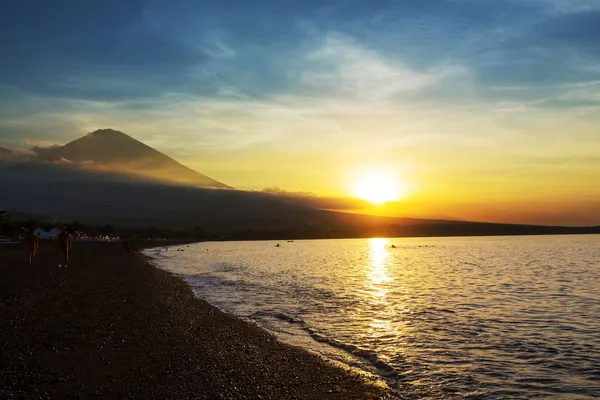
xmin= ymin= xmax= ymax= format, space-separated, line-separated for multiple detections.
xmin=48 ymin=228 xmax=62 ymax=239
xmin=34 ymin=228 xmax=62 ymax=240
xmin=33 ymin=228 xmax=49 ymax=239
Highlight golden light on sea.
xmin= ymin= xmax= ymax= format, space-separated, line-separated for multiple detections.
xmin=367 ymin=238 xmax=392 ymax=295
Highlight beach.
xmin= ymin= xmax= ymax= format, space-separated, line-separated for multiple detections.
xmin=0 ymin=241 xmax=395 ymax=399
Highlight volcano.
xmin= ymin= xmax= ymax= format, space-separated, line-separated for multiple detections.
xmin=36 ymin=129 xmax=232 ymax=189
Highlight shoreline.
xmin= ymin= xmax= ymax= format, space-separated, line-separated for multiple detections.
xmin=0 ymin=241 xmax=397 ymax=399
xmin=144 ymin=244 xmax=405 ymax=390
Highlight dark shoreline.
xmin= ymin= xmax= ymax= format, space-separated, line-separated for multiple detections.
xmin=0 ymin=241 xmax=396 ymax=399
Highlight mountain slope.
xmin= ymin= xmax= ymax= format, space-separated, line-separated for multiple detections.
xmin=2 ymin=161 xmax=598 ymax=237
xmin=37 ymin=129 xmax=232 ymax=189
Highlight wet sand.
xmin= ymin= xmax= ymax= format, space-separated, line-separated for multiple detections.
xmin=0 ymin=241 xmax=396 ymax=399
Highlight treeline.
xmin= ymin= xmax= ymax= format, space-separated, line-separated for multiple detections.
xmin=0 ymin=212 xmax=209 ymax=240
xmin=2 ymin=211 xmax=599 ymax=242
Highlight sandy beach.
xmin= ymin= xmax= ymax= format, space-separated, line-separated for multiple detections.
xmin=0 ymin=241 xmax=395 ymax=399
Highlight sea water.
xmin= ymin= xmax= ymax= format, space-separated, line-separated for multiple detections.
xmin=145 ymin=235 xmax=600 ymax=399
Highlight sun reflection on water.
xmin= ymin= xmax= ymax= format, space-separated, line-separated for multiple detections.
xmin=368 ymin=238 xmax=392 ymax=289
xmin=364 ymin=238 xmax=408 ymax=356
xmin=365 ymin=238 xmax=394 ymax=325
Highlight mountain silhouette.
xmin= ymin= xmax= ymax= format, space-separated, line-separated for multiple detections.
xmin=2 ymin=146 xmax=598 ymax=236
xmin=35 ymin=129 xmax=232 ymax=189
xmin=2 ymin=129 xmax=598 ymax=235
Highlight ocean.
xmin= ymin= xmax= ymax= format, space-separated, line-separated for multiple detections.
xmin=145 ymin=235 xmax=600 ymax=399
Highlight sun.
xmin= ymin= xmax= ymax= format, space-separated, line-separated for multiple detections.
xmin=353 ymin=173 xmax=403 ymax=204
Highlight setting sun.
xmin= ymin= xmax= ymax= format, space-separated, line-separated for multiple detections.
xmin=353 ymin=173 xmax=403 ymax=204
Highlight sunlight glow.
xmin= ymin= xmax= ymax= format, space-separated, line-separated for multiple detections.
xmin=353 ymin=173 xmax=403 ymax=204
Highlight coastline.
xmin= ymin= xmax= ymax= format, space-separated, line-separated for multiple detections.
xmin=0 ymin=241 xmax=396 ymax=399
xmin=144 ymin=243 xmax=406 ymax=389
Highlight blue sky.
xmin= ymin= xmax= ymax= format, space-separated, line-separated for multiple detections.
xmin=1 ymin=0 xmax=600 ymax=223
xmin=3 ymin=0 xmax=599 ymax=102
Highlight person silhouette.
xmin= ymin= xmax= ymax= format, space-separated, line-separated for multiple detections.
xmin=57 ymin=227 xmax=72 ymax=268
xmin=24 ymin=229 xmax=38 ymax=265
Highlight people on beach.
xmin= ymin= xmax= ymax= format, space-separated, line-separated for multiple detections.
xmin=57 ymin=228 xmax=72 ymax=268
xmin=24 ymin=230 xmax=38 ymax=265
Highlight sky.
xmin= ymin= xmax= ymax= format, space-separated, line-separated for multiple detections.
xmin=1 ymin=0 xmax=600 ymax=225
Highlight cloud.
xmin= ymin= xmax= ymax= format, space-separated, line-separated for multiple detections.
xmin=473 ymin=9 xmax=600 ymax=89
xmin=261 ymin=187 xmax=371 ymax=210
xmin=31 ymin=145 xmax=62 ymax=160
xmin=0 ymin=144 xmax=87 ymax=168
xmin=0 ymin=142 xmax=183 ymax=190
xmin=521 ymin=0 xmax=600 ymax=13
xmin=0 ymin=145 xmax=34 ymax=160
xmin=538 ymin=10 xmax=600 ymax=52
xmin=299 ymin=34 xmax=468 ymax=101
xmin=192 ymin=31 xmax=236 ymax=60
xmin=1 ymin=0 xmax=596 ymax=104
xmin=2 ymin=0 xmax=600 ymax=226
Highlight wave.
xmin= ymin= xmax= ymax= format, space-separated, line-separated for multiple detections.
xmin=146 ymin=250 xmax=403 ymax=386
xmin=250 ymin=310 xmax=306 ymax=325
xmin=249 ymin=310 xmax=400 ymax=381
xmin=304 ymin=328 xmax=399 ymax=379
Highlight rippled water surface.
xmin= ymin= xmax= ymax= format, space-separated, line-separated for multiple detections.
xmin=146 ymin=235 xmax=600 ymax=398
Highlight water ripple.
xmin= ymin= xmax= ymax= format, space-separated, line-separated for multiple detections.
xmin=147 ymin=235 xmax=600 ymax=399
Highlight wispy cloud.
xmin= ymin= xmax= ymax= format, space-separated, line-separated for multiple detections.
xmin=0 ymin=145 xmax=34 ymax=160
xmin=521 ymin=0 xmax=600 ymax=13
xmin=300 ymin=34 xmax=468 ymax=101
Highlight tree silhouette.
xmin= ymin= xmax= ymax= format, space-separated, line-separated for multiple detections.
xmin=69 ymin=220 xmax=84 ymax=233
xmin=101 ymin=224 xmax=114 ymax=236
xmin=0 ymin=211 xmax=9 ymax=236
